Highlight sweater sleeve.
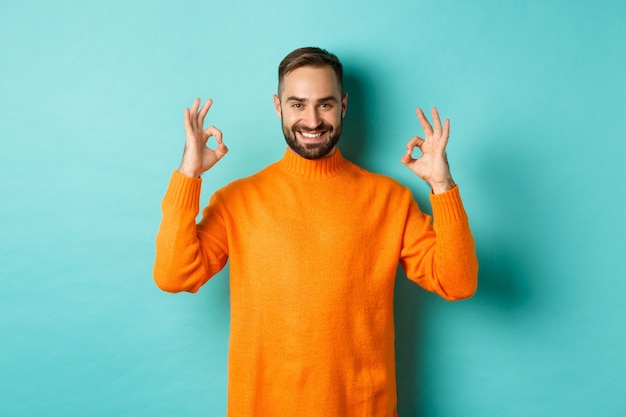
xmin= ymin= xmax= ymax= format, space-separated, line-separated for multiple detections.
xmin=399 ymin=186 xmax=478 ymax=300
xmin=153 ymin=171 xmax=229 ymax=293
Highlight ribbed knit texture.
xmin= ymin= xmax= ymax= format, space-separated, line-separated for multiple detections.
xmin=154 ymin=148 xmax=478 ymax=417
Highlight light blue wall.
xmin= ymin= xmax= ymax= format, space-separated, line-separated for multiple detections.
xmin=2 ymin=0 xmax=625 ymax=415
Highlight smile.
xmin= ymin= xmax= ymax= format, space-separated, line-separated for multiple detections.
xmin=300 ymin=132 xmax=324 ymax=139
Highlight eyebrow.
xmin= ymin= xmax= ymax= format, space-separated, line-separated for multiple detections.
xmin=286 ymin=96 xmax=339 ymax=103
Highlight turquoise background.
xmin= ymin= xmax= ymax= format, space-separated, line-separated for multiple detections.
xmin=2 ymin=0 xmax=625 ymax=415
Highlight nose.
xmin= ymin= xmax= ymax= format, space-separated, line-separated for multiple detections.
xmin=303 ymin=107 xmax=322 ymax=129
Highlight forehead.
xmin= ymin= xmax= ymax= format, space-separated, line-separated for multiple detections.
xmin=281 ymin=66 xmax=341 ymax=99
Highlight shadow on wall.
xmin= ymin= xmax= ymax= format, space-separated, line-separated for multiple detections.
xmin=474 ymin=239 xmax=534 ymax=313
xmin=393 ymin=137 xmax=536 ymax=413
xmin=341 ymin=70 xmax=371 ymax=163
xmin=470 ymin=142 xmax=537 ymax=314
xmin=402 ymin=138 xmax=532 ymax=416
xmin=394 ymin=238 xmax=533 ymax=415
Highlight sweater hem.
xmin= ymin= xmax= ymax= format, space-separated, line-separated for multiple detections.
xmin=430 ymin=185 xmax=468 ymax=224
xmin=163 ymin=170 xmax=202 ymax=212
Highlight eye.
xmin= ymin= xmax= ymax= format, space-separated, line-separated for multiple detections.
xmin=292 ymin=103 xmax=303 ymax=109
xmin=320 ymin=103 xmax=333 ymax=109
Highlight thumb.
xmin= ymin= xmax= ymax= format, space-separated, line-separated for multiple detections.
xmin=215 ymin=142 xmax=229 ymax=160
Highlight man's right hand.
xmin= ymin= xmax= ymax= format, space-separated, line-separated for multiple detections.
xmin=178 ymin=98 xmax=228 ymax=178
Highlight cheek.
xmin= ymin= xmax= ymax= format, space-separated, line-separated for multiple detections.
xmin=280 ymin=109 xmax=298 ymax=124
xmin=327 ymin=111 xmax=343 ymax=126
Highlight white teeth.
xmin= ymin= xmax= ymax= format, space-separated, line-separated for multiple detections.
xmin=301 ymin=132 xmax=322 ymax=139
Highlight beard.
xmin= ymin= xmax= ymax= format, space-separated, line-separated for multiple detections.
xmin=281 ymin=116 xmax=342 ymax=160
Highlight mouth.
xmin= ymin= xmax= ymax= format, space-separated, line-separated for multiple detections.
xmin=297 ymin=130 xmax=328 ymax=143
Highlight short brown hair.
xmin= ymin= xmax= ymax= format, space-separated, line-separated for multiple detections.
xmin=277 ymin=47 xmax=344 ymax=95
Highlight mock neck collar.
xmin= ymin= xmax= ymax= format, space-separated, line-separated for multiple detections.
xmin=277 ymin=147 xmax=349 ymax=179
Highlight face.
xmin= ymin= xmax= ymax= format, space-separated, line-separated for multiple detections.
xmin=274 ymin=66 xmax=348 ymax=159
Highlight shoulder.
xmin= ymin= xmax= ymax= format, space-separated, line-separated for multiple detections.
xmin=346 ymin=160 xmax=411 ymax=195
xmin=213 ymin=161 xmax=280 ymax=199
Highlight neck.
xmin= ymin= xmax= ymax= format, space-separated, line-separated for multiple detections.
xmin=279 ymin=146 xmax=347 ymax=179
xmin=287 ymin=145 xmax=337 ymax=159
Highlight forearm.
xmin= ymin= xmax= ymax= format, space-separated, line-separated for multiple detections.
xmin=429 ymin=186 xmax=478 ymax=299
xmin=153 ymin=171 xmax=227 ymax=293
xmin=401 ymin=186 xmax=478 ymax=300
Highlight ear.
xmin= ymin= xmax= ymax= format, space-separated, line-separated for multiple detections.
xmin=273 ymin=94 xmax=282 ymax=119
xmin=341 ymin=93 xmax=348 ymax=118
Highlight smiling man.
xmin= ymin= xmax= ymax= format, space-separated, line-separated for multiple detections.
xmin=154 ymin=47 xmax=478 ymax=416
xmin=275 ymin=63 xmax=346 ymax=159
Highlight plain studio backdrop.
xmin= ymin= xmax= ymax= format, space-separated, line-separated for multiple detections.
xmin=1 ymin=1 xmax=625 ymax=416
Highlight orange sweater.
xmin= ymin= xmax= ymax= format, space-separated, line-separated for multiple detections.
xmin=154 ymin=148 xmax=478 ymax=416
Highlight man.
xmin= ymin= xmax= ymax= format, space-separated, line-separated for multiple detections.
xmin=154 ymin=47 xmax=478 ymax=416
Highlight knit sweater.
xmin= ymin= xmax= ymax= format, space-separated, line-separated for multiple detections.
xmin=154 ymin=148 xmax=478 ymax=417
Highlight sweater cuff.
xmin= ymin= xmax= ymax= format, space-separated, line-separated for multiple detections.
xmin=163 ymin=170 xmax=202 ymax=212
xmin=429 ymin=185 xmax=468 ymax=224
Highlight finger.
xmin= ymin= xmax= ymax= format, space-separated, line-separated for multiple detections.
xmin=402 ymin=136 xmax=424 ymax=165
xmin=198 ymin=98 xmax=213 ymax=126
xmin=191 ymin=97 xmax=200 ymax=113
xmin=442 ymin=118 xmax=450 ymax=144
xmin=207 ymin=126 xmax=227 ymax=160
xmin=190 ymin=98 xmax=201 ymax=130
xmin=400 ymin=153 xmax=414 ymax=165
xmin=204 ymin=125 xmax=223 ymax=144
xmin=431 ymin=107 xmax=442 ymax=137
xmin=401 ymin=144 xmax=421 ymax=165
xmin=215 ymin=142 xmax=229 ymax=160
xmin=183 ymin=107 xmax=193 ymax=135
xmin=405 ymin=135 xmax=425 ymax=153
xmin=416 ymin=108 xmax=433 ymax=136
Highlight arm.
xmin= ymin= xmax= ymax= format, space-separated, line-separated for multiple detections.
xmin=153 ymin=99 xmax=229 ymax=293
xmin=400 ymin=188 xmax=478 ymax=300
xmin=400 ymin=107 xmax=478 ymax=300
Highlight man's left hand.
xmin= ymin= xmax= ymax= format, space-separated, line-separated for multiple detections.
xmin=401 ymin=107 xmax=456 ymax=194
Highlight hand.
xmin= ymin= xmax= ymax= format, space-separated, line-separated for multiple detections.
xmin=178 ymin=98 xmax=228 ymax=178
xmin=401 ymin=107 xmax=455 ymax=194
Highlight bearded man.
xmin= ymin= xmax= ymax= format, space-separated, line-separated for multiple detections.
xmin=154 ymin=46 xmax=478 ymax=417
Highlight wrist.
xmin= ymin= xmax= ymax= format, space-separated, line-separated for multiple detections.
xmin=430 ymin=179 xmax=456 ymax=194
xmin=177 ymin=166 xmax=201 ymax=178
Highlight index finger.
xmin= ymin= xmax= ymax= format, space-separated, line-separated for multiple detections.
xmin=204 ymin=125 xmax=223 ymax=144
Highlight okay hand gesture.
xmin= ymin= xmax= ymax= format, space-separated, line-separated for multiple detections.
xmin=178 ymin=98 xmax=228 ymax=178
xmin=401 ymin=107 xmax=455 ymax=194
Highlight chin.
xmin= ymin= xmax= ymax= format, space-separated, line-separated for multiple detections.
xmin=291 ymin=139 xmax=338 ymax=160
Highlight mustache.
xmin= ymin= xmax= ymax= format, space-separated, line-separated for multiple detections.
xmin=292 ymin=122 xmax=333 ymax=133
